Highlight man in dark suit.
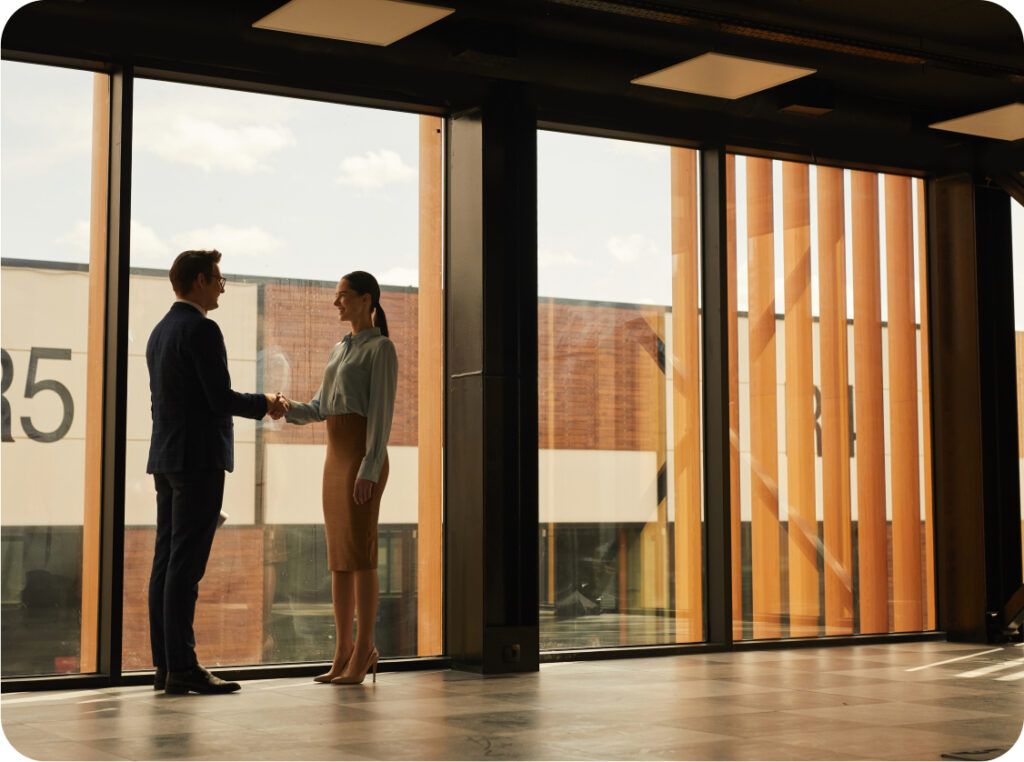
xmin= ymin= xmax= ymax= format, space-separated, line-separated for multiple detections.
xmin=146 ymin=249 xmax=287 ymax=695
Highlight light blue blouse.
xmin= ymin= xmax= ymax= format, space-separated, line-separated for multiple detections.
xmin=285 ymin=327 xmax=398 ymax=483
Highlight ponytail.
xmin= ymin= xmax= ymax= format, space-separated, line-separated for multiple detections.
xmin=372 ymin=301 xmax=390 ymax=338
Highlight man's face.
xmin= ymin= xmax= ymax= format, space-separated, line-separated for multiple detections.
xmin=195 ymin=263 xmax=224 ymax=312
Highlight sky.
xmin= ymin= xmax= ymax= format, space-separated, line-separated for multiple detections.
xmin=2 ymin=58 xmax=1023 ymax=322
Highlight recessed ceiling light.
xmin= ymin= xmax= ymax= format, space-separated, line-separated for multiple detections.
xmin=253 ymin=0 xmax=455 ymax=47
xmin=632 ymin=52 xmax=816 ymax=100
xmin=929 ymin=103 xmax=1024 ymax=142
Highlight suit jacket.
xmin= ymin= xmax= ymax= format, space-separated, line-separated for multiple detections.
xmin=146 ymin=302 xmax=267 ymax=474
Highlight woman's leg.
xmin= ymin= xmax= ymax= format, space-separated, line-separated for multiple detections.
xmin=314 ymin=570 xmax=355 ymax=681
xmin=343 ymin=568 xmax=378 ymax=675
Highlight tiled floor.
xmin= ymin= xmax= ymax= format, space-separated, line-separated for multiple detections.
xmin=3 ymin=641 xmax=1023 ymax=761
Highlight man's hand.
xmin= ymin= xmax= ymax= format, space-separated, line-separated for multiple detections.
xmin=353 ymin=478 xmax=374 ymax=505
xmin=265 ymin=392 xmax=290 ymax=420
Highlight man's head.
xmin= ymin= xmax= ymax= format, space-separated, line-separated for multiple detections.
xmin=169 ymin=250 xmax=224 ymax=312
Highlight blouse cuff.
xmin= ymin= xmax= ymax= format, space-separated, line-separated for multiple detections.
xmin=357 ymin=454 xmax=384 ymax=483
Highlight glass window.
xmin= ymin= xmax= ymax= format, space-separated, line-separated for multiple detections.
xmin=537 ymin=132 xmax=704 ymax=649
xmin=1 ymin=62 xmax=110 ymax=676
xmin=1013 ymin=199 xmax=1023 ymax=580
xmin=122 ymin=79 xmax=442 ymax=670
xmin=727 ymin=156 xmax=935 ymax=638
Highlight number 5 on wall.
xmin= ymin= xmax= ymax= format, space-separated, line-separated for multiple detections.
xmin=1 ymin=347 xmax=75 ymax=443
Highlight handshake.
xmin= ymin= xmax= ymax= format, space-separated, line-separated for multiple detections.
xmin=264 ymin=392 xmax=290 ymax=420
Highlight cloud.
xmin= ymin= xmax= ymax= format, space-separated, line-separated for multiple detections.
xmin=135 ymin=114 xmax=294 ymax=173
xmin=606 ymin=233 xmax=662 ymax=264
xmin=336 ymin=150 xmax=415 ymax=189
xmin=538 ymin=247 xmax=585 ymax=269
xmin=376 ymin=266 xmax=418 ymax=287
xmin=55 ymin=219 xmax=172 ymax=263
xmin=131 ymin=221 xmax=173 ymax=263
xmin=55 ymin=220 xmax=91 ymax=256
xmin=172 ymin=224 xmax=283 ymax=258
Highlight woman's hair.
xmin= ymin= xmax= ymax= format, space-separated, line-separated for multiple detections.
xmin=343 ymin=270 xmax=389 ymax=337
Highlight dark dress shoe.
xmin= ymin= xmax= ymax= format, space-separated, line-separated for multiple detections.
xmin=165 ymin=665 xmax=240 ymax=695
xmin=154 ymin=667 xmax=167 ymax=691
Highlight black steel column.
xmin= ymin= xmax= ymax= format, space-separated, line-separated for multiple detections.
xmin=444 ymin=85 xmax=540 ymax=673
xmin=97 ymin=67 xmax=132 ymax=677
xmin=929 ymin=175 xmax=1022 ymax=642
xmin=700 ymin=148 xmax=733 ymax=646
xmin=974 ymin=185 xmax=1023 ymax=634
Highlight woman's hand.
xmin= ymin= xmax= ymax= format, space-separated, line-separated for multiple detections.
xmin=353 ymin=478 xmax=375 ymax=505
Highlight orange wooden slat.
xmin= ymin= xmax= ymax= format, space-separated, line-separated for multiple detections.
xmin=817 ymin=166 xmax=855 ymax=634
xmin=670 ymin=147 xmax=703 ymax=641
xmin=416 ymin=115 xmax=444 ymax=655
xmin=851 ymin=170 xmax=889 ymax=633
xmin=885 ymin=174 xmax=924 ymax=631
xmin=746 ymin=157 xmax=782 ymax=639
xmin=726 ymin=154 xmax=743 ymax=640
xmin=915 ymin=177 xmax=936 ymax=629
xmin=81 ymin=74 xmax=109 ymax=674
xmin=782 ymin=161 xmax=819 ymax=637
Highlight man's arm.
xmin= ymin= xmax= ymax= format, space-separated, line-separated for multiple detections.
xmin=192 ymin=319 xmax=269 ymax=420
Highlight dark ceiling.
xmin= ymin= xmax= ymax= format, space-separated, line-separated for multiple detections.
xmin=2 ymin=0 xmax=1022 ymax=175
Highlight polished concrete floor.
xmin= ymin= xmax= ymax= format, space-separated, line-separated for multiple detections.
xmin=2 ymin=641 xmax=1022 ymax=761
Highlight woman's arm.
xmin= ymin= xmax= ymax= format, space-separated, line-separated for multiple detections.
xmin=283 ymin=344 xmax=342 ymax=425
xmin=356 ymin=340 xmax=398 ymax=483
xmin=283 ymin=384 xmax=325 ymax=425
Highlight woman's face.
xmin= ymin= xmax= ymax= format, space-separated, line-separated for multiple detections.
xmin=334 ymin=278 xmax=369 ymax=324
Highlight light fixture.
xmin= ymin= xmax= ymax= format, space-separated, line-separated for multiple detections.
xmin=252 ymin=0 xmax=455 ymax=47
xmin=929 ymin=103 xmax=1024 ymax=142
xmin=632 ymin=52 xmax=816 ymax=100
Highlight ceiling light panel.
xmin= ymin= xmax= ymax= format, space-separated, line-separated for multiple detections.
xmin=253 ymin=0 xmax=455 ymax=47
xmin=632 ymin=52 xmax=816 ymax=100
xmin=929 ymin=103 xmax=1024 ymax=142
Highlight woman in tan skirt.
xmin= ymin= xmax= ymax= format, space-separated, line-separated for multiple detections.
xmin=282 ymin=271 xmax=397 ymax=685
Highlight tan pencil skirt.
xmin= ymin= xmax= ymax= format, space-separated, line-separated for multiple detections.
xmin=322 ymin=414 xmax=389 ymax=571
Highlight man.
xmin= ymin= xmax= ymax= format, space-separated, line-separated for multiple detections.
xmin=146 ymin=249 xmax=287 ymax=695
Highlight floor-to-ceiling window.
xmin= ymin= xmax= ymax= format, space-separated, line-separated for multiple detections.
xmin=727 ymin=156 xmax=935 ymax=638
xmin=1 ymin=62 xmax=110 ymax=676
xmin=121 ymin=80 xmax=443 ymax=671
xmin=1012 ymin=198 xmax=1024 ymax=579
xmin=537 ymin=132 xmax=704 ymax=649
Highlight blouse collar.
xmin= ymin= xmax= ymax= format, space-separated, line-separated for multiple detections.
xmin=344 ymin=326 xmax=382 ymax=347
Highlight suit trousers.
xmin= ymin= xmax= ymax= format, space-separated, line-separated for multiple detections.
xmin=148 ymin=469 xmax=225 ymax=672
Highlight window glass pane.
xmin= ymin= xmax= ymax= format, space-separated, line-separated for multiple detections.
xmin=727 ymin=156 xmax=935 ymax=638
xmin=1013 ymin=199 xmax=1024 ymax=581
xmin=1 ymin=61 xmax=109 ymax=676
xmin=123 ymin=79 xmax=442 ymax=670
xmin=537 ymin=132 xmax=704 ymax=649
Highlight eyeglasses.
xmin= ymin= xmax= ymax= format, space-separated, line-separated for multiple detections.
xmin=217 ymin=277 xmax=226 ymax=289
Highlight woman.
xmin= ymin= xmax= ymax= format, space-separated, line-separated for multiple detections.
xmin=282 ymin=271 xmax=397 ymax=685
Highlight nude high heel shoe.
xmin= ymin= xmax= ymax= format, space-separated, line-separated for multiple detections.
xmin=332 ymin=647 xmax=378 ymax=685
xmin=314 ymin=644 xmax=354 ymax=683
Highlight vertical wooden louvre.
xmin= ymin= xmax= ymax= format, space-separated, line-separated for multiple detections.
xmin=416 ymin=115 xmax=443 ymax=655
xmin=885 ymin=174 xmax=924 ymax=631
xmin=81 ymin=73 xmax=110 ymax=674
xmin=746 ymin=157 xmax=782 ymax=639
xmin=726 ymin=155 xmax=743 ymax=640
xmin=817 ymin=166 xmax=854 ymax=634
xmin=851 ymin=171 xmax=889 ymax=633
xmin=915 ymin=177 xmax=936 ymax=629
xmin=670 ymin=147 xmax=702 ymax=641
xmin=635 ymin=306 xmax=669 ymax=614
xmin=781 ymin=162 xmax=819 ymax=637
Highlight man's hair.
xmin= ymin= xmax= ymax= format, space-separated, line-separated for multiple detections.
xmin=169 ymin=250 xmax=221 ymax=295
